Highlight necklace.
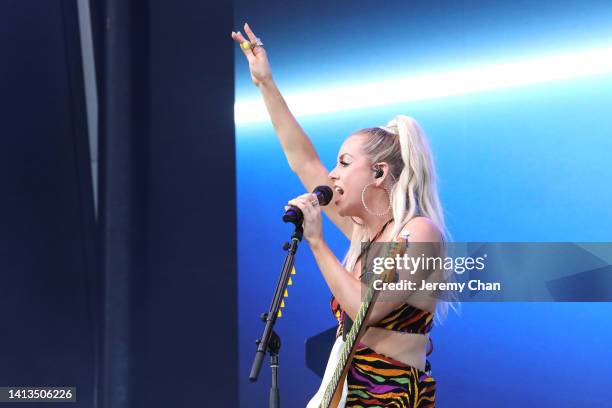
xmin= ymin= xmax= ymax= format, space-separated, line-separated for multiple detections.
xmin=356 ymin=218 xmax=394 ymax=278
xmin=339 ymin=218 xmax=393 ymax=340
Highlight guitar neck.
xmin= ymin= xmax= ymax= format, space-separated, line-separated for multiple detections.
xmin=320 ymin=241 xmax=403 ymax=408
xmin=319 ymin=284 xmax=378 ymax=408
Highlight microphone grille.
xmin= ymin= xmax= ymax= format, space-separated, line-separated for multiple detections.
xmin=313 ymin=185 xmax=333 ymax=206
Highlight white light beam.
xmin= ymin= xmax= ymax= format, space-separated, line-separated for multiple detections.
xmin=234 ymin=46 xmax=612 ymax=124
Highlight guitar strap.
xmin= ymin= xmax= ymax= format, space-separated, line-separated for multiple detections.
xmin=350 ymin=218 xmax=396 ymax=341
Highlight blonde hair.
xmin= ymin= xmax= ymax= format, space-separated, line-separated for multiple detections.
xmin=342 ymin=115 xmax=458 ymax=322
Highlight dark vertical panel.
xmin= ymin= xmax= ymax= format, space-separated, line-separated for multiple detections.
xmin=132 ymin=0 xmax=237 ymax=406
xmin=98 ymin=0 xmax=141 ymax=407
xmin=0 ymin=0 xmax=97 ymax=407
xmin=97 ymin=0 xmax=237 ymax=407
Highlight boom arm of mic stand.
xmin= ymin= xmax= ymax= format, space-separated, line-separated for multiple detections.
xmin=249 ymin=226 xmax=303 ymax=382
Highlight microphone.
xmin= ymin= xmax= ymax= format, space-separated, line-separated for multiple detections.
xmin=283 ymin=185 xmax=333 ymax=226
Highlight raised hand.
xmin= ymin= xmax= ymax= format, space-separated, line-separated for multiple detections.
xmin=231 ymin=23 xmax=272 ymax=87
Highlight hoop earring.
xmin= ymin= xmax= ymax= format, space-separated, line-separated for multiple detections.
xmin=361 ymin=183 xmax=392 ymax=216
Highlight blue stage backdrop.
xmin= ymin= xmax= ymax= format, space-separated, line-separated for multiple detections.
xmin=234 ymin=1 xmax=612 ymax=406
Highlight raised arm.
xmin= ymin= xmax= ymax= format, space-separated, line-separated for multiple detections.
xmin=232 ymin=23 xmax=352 ymax=238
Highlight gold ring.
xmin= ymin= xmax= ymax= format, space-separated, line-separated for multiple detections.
xmin=240 ymin=41 xmax=251 ymax=50
xmin=310 ymin=198 xmax=319 ymax=207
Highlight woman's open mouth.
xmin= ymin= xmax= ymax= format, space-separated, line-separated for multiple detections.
xmin=334 ymin=185 xmax=344 ymax=204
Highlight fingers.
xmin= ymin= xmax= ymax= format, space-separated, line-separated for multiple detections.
xmin=243 ymin=23 xmax=267 ymax=57
xmin=287 ymin=196 xmax=307 ymax=210
xmin=232 ymin=31 xmax=249 ymax=47
xmin=230 ymin=31 xmax=244 ymax=46
xmin=243 ymin=22 xmax=258 ymax=43
xmin=287 ymin=194 xmax=320 ymax=213
xmin=287 ymin=200 xmax=304 ymax=214
xmin=293 ymin=193 xmax=317 ymax=204
xmin=231 ymin=31 xmax=255 ymax=61
xmin=231 ymin=30 xmax=249 ymax=46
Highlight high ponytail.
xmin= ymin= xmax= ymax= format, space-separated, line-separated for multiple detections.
xmin=385 ymin=115 xmax=449 ymax=242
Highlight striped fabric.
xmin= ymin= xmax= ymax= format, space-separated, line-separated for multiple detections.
xmin=331 ymin=297 xmax=436 ymax=407
xmin=346 ymin=344 xmax=436 ymax=407
xmin=330 ymin=297 xmax=434 ymax=335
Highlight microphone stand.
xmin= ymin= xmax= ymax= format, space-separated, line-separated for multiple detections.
xmin=249 ymin=224 xmax=303 ymax=408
